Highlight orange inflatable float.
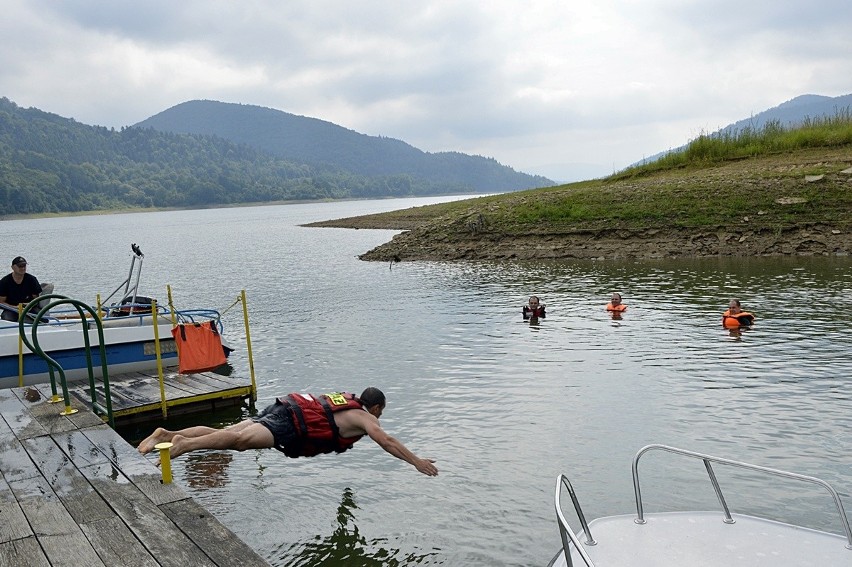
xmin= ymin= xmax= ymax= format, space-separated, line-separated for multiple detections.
xmin=722 ymin=309 xmax=755 ymax=328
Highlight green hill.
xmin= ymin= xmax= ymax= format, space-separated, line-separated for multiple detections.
xmin=135 ymin=100 xmax=552 ymax=192
xmin=0 ymin=97 xmax=552 ymax=217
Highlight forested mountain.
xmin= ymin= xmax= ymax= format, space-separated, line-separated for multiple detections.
xmin=0 ymin=97 xmax=553 ymax=216
xmin=135 ymin=100 xmax=551 ymax=190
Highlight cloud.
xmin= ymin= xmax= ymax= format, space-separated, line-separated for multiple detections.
xmin=2 ymin=0 xmax=850 ymax=180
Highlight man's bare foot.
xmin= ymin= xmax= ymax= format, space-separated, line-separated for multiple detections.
xmin=169 ymin=434 xmax=189 ymax=460
xmin=137 ymin=427 xmax=173 ymax=454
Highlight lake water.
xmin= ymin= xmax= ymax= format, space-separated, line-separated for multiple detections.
xmin=2 ymin=198 xmax=851 ymax=566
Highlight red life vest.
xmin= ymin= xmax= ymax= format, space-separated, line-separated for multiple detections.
xmin=722 ymin=310 xmax=755 ymax=328
xmin=523 ymin=305 xmax=546 ymax=319
xmin=606 ymin=303 xmax=627 ymax=312
xmin=277 ymin=392 xmax=365 ymax=456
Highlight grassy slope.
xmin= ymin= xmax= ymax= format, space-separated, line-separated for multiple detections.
xmin=308 ymin=119 xmax=852 ymax=261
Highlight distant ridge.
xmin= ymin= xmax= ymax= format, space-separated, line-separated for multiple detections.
xmin=720 ymin=93 xmax=852 ymax=134
xmin=632 ymin=93 xmax=852 ymax=168
xmin=0 ymin=95 xmax=549 ymax=217
xmin=135 ymin=100 xmax=553 ymax=191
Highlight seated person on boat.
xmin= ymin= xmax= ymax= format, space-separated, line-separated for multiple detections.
xmin=722 ymin=298 xmax=755 ymax=328
xmin=523 ymin=296 xmax=546 ymax=319
xmin=0 ymin=256 xmax=53 ymax=322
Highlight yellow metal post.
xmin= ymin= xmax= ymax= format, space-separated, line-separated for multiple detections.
xmin=59 ymin=404 xmax=79 ymax=416
xmin=152 ymin=299 xmax=168 ymax=419
xmin=167 ymin=285 xmax=177 ymax=326
xmin=241 ymin=290 xmax=257 ymax=401
xmin=155 ymin=442 xmax=173 ymax=484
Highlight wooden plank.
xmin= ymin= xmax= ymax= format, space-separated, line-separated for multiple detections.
xmin=190 ymin=372 xmax=252 ymax=391
xmin=77 ymin=465 xmax=218 ymax=567
xmin=0 ymin=536 xmax=50 ymax=567
xmin=70 ymin=382 xmax=151 ymax=413
xmin=0 ymin=389 xmax=47 ymax=439
xmin=21 ymin=436 xmax=114 ymax=524
xmin=0 ymin=474 xmax=32 ymax=543
xmin=0 ymin=394 xmax=264 ymax=567
xmin=161 ymin=498 xmax=270 ymax=567
xmin=12 ymin=387 xmax=78 ymax=435
xmin=0 ymin=432 xmax=41 ymax=483
xmin=108 ymin=375 xmax=194 ymax=404
xmin=51 ymin=428 xmax=112 ymax=468
xmin=6 ymin=474 xmax=105 ymax=567
xmin=161 ymin=373 xmax=212 ymax=395
xmin=29 ymin=381 xmax=112 ymax=427
xmin=77 ymin=428 xmax=188 ymax=506
xmin=37 ymin=533 xmax=106 ymax=567
xmin=8 ymin=474 xmax=79 ymax=536
xmin=79 ymin=517 xmax=159 ymax=567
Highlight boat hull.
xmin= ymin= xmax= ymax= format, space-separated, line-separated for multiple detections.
xmin=0 ymin=317 xmax=178 ymax=389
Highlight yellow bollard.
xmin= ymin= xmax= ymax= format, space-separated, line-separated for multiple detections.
xmin=59 ymin=405 xmax=78 ymax=416
xmin=155 ymin=442 xmax=174 ymax=484
xmin=48 ymin=394 xmax=62 ymax=404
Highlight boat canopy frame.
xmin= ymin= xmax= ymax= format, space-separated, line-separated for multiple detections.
xmin=101 ymin=243 xmax=145 ymax=314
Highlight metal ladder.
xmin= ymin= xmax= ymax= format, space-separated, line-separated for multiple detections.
xmin=20 ymin=294 xmax=115 ymax=427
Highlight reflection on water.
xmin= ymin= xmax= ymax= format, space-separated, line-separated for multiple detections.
xmin=279 ymin=487 xmax=438 ymax=567
xmin=184 ymin=452 xmax=233 ymax=489
xmin=3 ymin=201 xmax=851 ymax=566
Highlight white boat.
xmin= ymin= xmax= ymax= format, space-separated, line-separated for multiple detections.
xmin=549 ymin=444 xmax=852 ymax=566
xmin=0 ymin=244 xmax=231 ymax=389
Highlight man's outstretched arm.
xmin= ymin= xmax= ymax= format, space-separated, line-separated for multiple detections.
xmin=361 ymin=417 xmax=438 ymax=476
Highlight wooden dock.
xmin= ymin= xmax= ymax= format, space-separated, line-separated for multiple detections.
xmin=49 ymin=367 xmax=256 ymax=427
xmin=0 ymin=385 xmax=269 ymax=567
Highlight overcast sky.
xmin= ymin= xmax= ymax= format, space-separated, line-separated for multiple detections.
xmin=2 ymin=1 xmax=850 ymax=181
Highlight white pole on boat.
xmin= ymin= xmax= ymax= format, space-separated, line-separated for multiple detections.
xmin=152 ymin=298 xmax=168 ymax=419
xmin=241 ymin=289 xmax=257 ymax=403
xmin=17 ymin=304 xmax=25 ymax=387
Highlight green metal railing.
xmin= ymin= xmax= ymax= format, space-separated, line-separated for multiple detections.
xmin=20 ymin=295 xmax=115 ymax=428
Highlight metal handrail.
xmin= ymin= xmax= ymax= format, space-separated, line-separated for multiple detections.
xmin=22 ymin=295 xmax=115 ymax=428
xmin=554 ymin=475 xmax=597 ymax=567
xmin=632 ymin=444 xmax=852 ymax=549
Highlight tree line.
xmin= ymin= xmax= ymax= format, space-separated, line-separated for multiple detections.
xmin=0 ymin=97 xmax=504 ymax=216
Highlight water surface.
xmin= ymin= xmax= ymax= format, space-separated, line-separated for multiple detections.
xmin=2 ymin=199 xmax=850 ymax=566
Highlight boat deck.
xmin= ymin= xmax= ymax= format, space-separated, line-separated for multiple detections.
xmin=553 ymin=511 xmax=851 ymax=566
xmin=0 ymin=385 xmax=269 ymax=567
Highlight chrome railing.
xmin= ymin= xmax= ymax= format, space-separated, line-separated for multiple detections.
xmin=632 ymin=444 xmax=852 ymax=548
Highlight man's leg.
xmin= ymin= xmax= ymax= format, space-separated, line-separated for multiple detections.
xmin=169 ymin=421 xmax=275 ymax=459
xmin=138 ymin=419 xmax=257 ymax=454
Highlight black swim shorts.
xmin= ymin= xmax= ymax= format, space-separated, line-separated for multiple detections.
xmin=252 ymin=400 xmax=300 ymax=457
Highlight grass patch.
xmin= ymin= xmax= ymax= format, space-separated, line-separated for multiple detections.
xmin=616 ymin=109 xmax=852 ymax=178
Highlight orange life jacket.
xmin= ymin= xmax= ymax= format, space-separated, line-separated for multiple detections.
xmin=277 ymin=392 xmax=365 ymax=457
xmin=171 ymin=320 xmax=227 ymax=374
xmin=606 ymin=303 xmax=627 ymax=312
xmin=722 ymin=309 xmax=755 ymax=328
